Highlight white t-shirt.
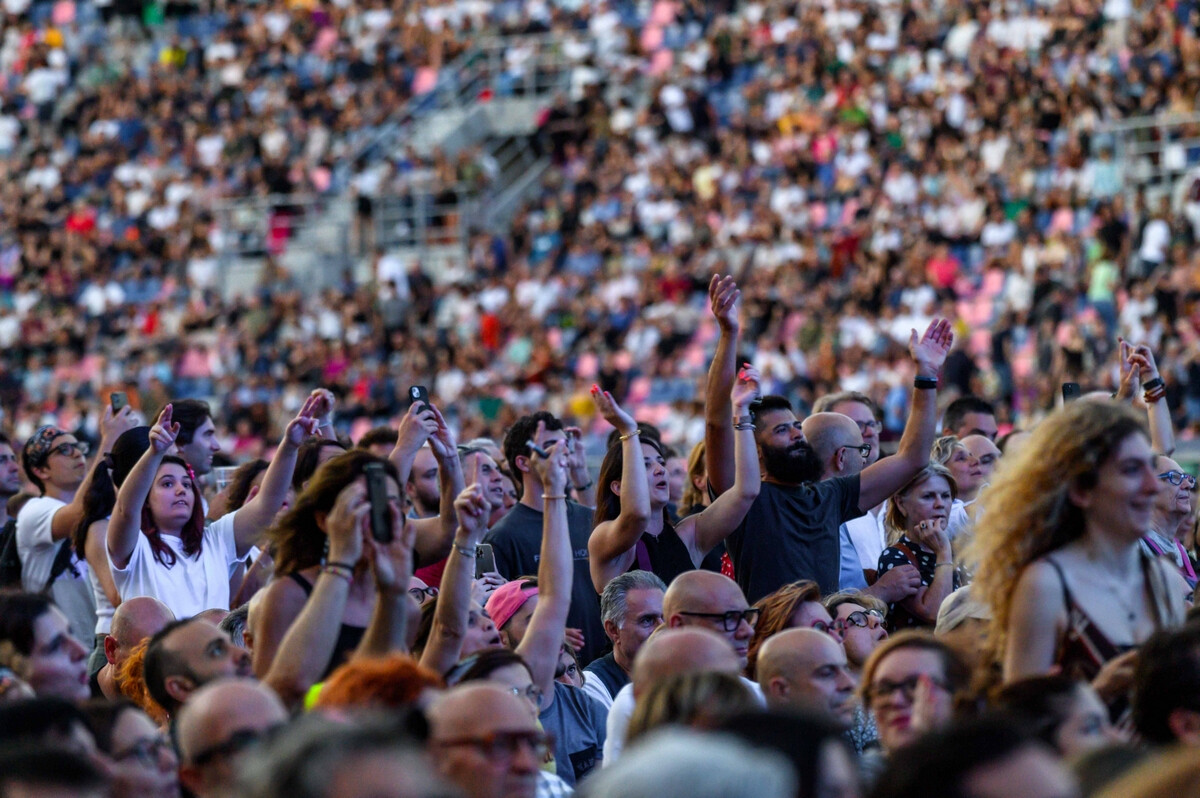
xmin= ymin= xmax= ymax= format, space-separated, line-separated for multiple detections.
xmin=17 ymin=496 xmax=98 ymax=645
xmin=603 ymin=677 xmax=763 ymax=766
xmin=109 ymin=511 xmax=240 ymax=618
xmin=845 ymin=502 xmax=889 ymax=576
xmin=580 ymin=672 xmax=615 ymax=712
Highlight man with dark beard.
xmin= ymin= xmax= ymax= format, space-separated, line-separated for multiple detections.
xmin=714 ymin=319 xmax=954 ymax=603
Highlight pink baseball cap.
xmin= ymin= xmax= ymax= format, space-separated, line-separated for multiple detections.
xmin=485 ymin=580 xmax=539 ymax=630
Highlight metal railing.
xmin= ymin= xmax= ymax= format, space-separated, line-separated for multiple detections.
xmin=1100 ymin=111 xmax=1200 ymax=207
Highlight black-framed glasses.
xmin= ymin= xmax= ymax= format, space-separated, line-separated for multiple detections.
xmin=853 ymin=419 xmax=881 ymax=433
xmin=189 ymin=725 xmax=282 ymax=766
xmin=865 ymin=675 xmax=949 ymax=704
xmin=678 ymin=608 xmax=761 ymax=632
xmin=809 ymin=619 xmax=840 ymax=636
xmin=50 ymin=441 xmax=89 ymax=458
xmin=114 ymin=736 xmax=173 ymax=767
xmin=837 ymin=609 xmax=884 ymax=630
xmin=435 ymin=730 xmax=553 ymax=762
xmin=409 ymin=586 xmax=439 ymax=602
xmin=839 ymin=444 xmax=872 ymax=458
xmin=1158 ymin=471 xmax=1197 ymax=490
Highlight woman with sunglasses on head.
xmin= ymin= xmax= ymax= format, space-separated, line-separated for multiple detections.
xmin=876 ymin=463 xmax=960 ymax=632
xmin=587 ymin=367 xmax=761 ymax=594
xmin=107 ymin=399 xmax=321 ymax=619
xmin=969 ymin=401 xmax=1188 ymax=712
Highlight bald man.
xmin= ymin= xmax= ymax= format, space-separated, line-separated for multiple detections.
xmin=757 ymin=628 xmax=856 ymax=725
xmin=802 ymin=414 xmax=921 ymax=604
xmin=92 ymin=596 xmax=175 ymax=699
xmin=960 ymin=435 xmax=1001 ymax=486
xmin=178 ymin=678 xmax=289 ymax=798
xmin=427 ymin=683 xmax=545 ymax=798
xmin=605 ymin=624 xmax=762 ymax=765
xmin=662 ymin=571 xmax=755 ymax=669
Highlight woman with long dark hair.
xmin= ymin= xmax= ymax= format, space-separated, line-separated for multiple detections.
xmin=587 ymin=367 xmax=761 ymax=593
xmin=107 ymin=399 xmax=321 ymax=617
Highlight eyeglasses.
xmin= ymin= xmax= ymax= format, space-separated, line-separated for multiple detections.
xmin=190 ymin=727 xmax=278 ymax=767
xmin=409 ymin=586 xmax=440 ymax=602
xmin=50 ymin=441 xmax=89 ymax=458
xmin=677 ymin=608 xmax=761 ymax=632
xmin=114 ymin=736 xmax=173 ymax=767
xmin=435 ymin=730 xmax=552 ymax=763
xmin=865 ymin=675 xmax=950 ymax=704
xmin=839 ymin=444 xmax=872 ymax=458
xmin=809 ymin=619 xmax=841 ymax=636
xmin=853 ymin=419 xmax=881 ymax=433
xmin=1158 ymin=471 xmax=1197 ymax=491
xmin=507 ymin=684 xmax=544 ymax=706
xmin=837 ymin=609 xmax=885 ymax=630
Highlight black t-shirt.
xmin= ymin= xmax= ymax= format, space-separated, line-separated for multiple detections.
xmin=583 ymin=650 xmax=629 ymax=702
xmin=484 ymin=501 xmax=605 ymax=665
xmin=727 ymin=476 xmax=862 ymax=602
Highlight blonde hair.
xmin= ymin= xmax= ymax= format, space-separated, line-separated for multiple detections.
xmin=679 ymin=441 xmax=707 ymax=517
xmin=930 ymin=436 xmax=964 ymax=466
xmin=883 ymin=463 xmax=958 ymax=546
xmin=625 ymin=671 xmax=757 ymax=746
xmin=965 ymin=401 xmax=1147 ymax=672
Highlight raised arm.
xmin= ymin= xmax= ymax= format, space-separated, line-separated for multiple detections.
xmin=1126 ymin=341 xmax=1174 ymax=456
xmin=262 ymin=482 xmax=366 ymax=708
xmin=564 ymin=426 xmax=596 ymax=508
xmin=108 ymin=405 xmax=178 ymax=569
xmin=421 ymin=464 xmax=492 ymax=674
xmin=517 ymin=430 xmax=572 ymax=706
xmin=858 ymin=319 xmax=953 ymax=511
xmin=355 ymin=485 xmax=419 ymax=659
xmin=408 ymin=404 xmax=464 ymax=566
xmin=49 ymin=405 xmax=137 ymax=542
xmin=387 ymin=402 xmax=438 ymax=489
xmin=231 ymin=394 xmax=320 ymax=556
xmin=587 ymin=387 xmax=649 ymax=592
xmin=704 ymin=275 xmax=741 ymax=496
xmin=683 ymin=365 xmax=762 ymax=562
xmin=309 ymin=388 xmax=339 ymax=441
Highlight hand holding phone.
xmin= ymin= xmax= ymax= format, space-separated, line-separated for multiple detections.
xmin=409 ymin=385 xmax=430 ymax=412
xmin=364 ymin=463 xmax=393 ymax=544
xmin=1061 ymin=382 xmax=1081 ymax=403
xmin=110 ymin=392 xmax=128 ymax=412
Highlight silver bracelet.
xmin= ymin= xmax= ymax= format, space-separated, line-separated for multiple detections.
xmin=452 ymin=543 xmax=477 ymax=558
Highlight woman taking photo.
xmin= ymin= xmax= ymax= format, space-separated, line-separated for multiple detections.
xmin=876 ymin=464 xmax=959 ymax=631
xmin=587 ymin=366 xmax=761 ymax=593
xmin=107 ymin=399 xmax=321 ymax=617
xmin=970 ymin=401 xmax=1187 ymax=702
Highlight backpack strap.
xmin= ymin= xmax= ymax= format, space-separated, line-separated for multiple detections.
xmin=44 ymin=538 xmax=79 ymax=591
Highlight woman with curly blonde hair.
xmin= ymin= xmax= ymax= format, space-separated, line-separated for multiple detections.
xmin=967 ymin=401 xmax=1186 ymax=703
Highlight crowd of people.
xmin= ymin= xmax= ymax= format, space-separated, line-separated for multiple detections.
xmin=4 ymin=0 xmax=1200 ymax=796
xmin=2 ymin=270 xmax=1200 ymax=798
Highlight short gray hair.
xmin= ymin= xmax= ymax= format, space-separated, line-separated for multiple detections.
xmin=219 ymin=604 xmax=249 ymax=648
xmin=578 ymin=728 xmax=795 ymax=798
xmin=812 ymin=390 xmax=879 ymax=418
xmin=600 ymin=570 xmax=666 ymax=628
xmin=237 ymin=715 xmax=455 ymax=798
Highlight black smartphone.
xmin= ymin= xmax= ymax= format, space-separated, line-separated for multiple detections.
xmin=110 ymin=392 xmax=128 ymax=412
xmin=1061 ymin=382 xmax=1081 ymax=403
xmin=409 ymin=385 xmax=429 ymax=412
xmin=526 ymin=439 xmax=550 ymax=458
xmin=364 ymin=463 xmax=393 ymax=543
xmin=475 ymin=543 xmax=496 ymax=579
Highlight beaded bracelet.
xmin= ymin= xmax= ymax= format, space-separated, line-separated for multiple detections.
xmin=320 ymin=565 xmax=352 ymax=582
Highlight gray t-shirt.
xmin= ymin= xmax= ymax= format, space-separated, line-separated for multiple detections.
xmin=540 ymin=681 xmax=607 ymax=786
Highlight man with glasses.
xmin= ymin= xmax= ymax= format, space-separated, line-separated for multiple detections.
xmin=17 ymin=412 xmax=136 ymax=647
xmin=428 ymin=682 xmax=559 ymax=798
xmin=663 ymin=570 xmax=757 ymax=669
xmin=802 ymin=411 xmax=923 ymax=605
xmin=177 ymin=678 xmax=288 ymax=798
xmin=1140 ymin=456 xmax=1198 ymax=587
